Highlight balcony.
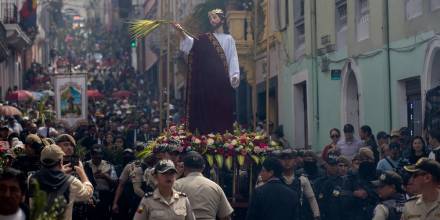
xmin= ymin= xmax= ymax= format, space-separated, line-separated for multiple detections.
xmin=0 ymin=22 xmax=9 ymax=62
xmin=1 ymin=0 xmax=32 ymax=50
xmin=227 ymin=10 xmax=253 ymax=55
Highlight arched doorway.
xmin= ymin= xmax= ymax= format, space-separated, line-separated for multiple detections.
xmin=341 ymin=60 xmax=362 ymax=131
xmin=430 ymin=51 xmax=440 ymax=89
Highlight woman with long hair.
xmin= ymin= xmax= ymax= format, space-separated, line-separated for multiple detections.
xmin=407 ymin=136 xmax=429 ymax=164
xmin=321 ymin=128 xmax=341 ymax=161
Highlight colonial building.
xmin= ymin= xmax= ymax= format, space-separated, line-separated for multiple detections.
xmin=274 ymin=0 xmax=440 ymax=149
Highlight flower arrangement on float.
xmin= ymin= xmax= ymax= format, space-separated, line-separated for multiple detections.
xmin=139 ymin=123 xmax=281 ymax=170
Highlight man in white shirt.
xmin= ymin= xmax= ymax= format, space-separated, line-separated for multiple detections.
xmin=336 ymin=124 xmax=363 ymax=160
xmin=173 ymin=8 xmax=240 ymax=134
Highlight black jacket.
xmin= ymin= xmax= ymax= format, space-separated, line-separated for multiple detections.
xmin=246 ymin=178 xmax=299 ymax=220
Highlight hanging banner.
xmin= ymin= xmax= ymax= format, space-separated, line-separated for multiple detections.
xmin=54 ymin=74 xmax=88 ymax=128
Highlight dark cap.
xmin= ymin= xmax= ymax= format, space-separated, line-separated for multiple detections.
xmin=123 ymin=148 xmax=134 ymax=154
xmin=343 ymin=124 xmax=354 ymax=133
xmin=91 ymin=146 xmax=103 ymax=154
xmin=404 ymin=158 xmax=440 ymax=180
xmin=326 ymin=150 xmax=339 ymax=165
xmin=154 ymin=159 xmax=177 ymax=174
xmin=399 ymin=127 xmax=411 ymax=136
xmin=279 ymin=149 xmax=297 ymax=159
xmin=371 ymin=171 xmax=403 ymax=192
xmin=183 ymin=151 xmax=205 ymax=169
xmin=376 ymin=131 xmax=390 ymax=140
xmin=389 ymin=142 xmax=400 ymax=150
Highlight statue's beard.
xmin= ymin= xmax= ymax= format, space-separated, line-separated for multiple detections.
xmin=210 ymin=22 xmax=223 ymax=31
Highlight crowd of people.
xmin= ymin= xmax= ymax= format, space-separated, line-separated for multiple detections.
xmin=2 ymin=102 xmax=440 ymax=220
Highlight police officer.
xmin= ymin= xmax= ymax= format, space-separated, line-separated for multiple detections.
xmin=371 ymin=171 xmax=406 ymax=220
xmin=133 ymin=160 xmax=195 ymax=220
xmin=278 ymin=149 xmax=320 ymax=220
xmin=401 ymin=158 xmax=440 ymax=220
xmin=314 ymin=152 xmax=352 ymax=220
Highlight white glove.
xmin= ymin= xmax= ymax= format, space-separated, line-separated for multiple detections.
xmin=231 ymin=76 xmax=240 ymax=89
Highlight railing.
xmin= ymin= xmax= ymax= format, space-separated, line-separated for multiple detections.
xmin=1 ymin=0 xmax=20 ymax=24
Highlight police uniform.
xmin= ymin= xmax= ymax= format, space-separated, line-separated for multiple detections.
xmin=133 ymin=189 xmax=195 ymax=220
xmin=401 ymin=158 xmax=440 ymax=220
xmin=120 ymin=160 xmax=147 ymax=197
xmin=174 ymin=151 xmax=233 ymax=220
xmin=371 ymin=171 xmax=406 ymax=220
xmin=401 ymin=193 xmax=440 ymax=220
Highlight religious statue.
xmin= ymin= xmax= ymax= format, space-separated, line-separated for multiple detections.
xmin=174 ymin=9 xmax=240 ymax=134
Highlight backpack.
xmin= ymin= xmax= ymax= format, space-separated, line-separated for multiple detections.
xmin=29 ymin=174 xmax=75 ymax=217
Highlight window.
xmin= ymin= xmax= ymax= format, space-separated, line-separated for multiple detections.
xmin=356 ymin=0 xmax=369 ymax=42
xmin=336 ymin=0 xmax=347 ymax=49
xmin=406 ymin=0 xmax=423 ymax=20
xmin=294 ymin=0 xmax=305 ymax=58
xmin=432 ymin=0 xmax=440 ymax=10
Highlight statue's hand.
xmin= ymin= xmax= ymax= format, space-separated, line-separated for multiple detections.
xmin=231 ymin=76 xmax=240 ymax=89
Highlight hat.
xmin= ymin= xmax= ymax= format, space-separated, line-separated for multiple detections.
xmin=123 ymin=148 xmax=134 ymax=154
xmin=55 ymin=134 xmax=76 ymax=146
xmin=154 ymin=160 xmax=177 ymax=174
xmin=326 ymin=150 xmax=339 ymax=165
xmin=91 ymin=146 xmax=103 ymax=154
xmin=404 ymin=158 xmax=440 ymax=180
xmin=279 ymin=149 xmax=297 ymax=159
xmin=40 ymin=144 xmax=65 ymax=166
xmin=371 ymin=171 xmax=403 ymax=192
xmin=376 ymin=131 xmax=390 ymax=140
xmin=183 ymin=151 xmax=205 ymax=169
xmin=399 ymin=127 xmax=411 ymax=137
xmin=390 ymin=129 xmax=400 ymax=138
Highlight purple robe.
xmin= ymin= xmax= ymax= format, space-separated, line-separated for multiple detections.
xmin=186 ymin=33 xmax=234 ymax=134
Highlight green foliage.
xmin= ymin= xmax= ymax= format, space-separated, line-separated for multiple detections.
xmin=30 ymin=181 xmax=68 ymax=220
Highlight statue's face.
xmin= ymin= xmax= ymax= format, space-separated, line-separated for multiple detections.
xmin=208 ymin=13 xmax=223 ymax=27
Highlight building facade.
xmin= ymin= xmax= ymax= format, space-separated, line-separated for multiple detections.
xmin=274 ymin=0 xmax=440 ymax=149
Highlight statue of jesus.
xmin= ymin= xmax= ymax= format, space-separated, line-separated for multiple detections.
xmin=174 ymin=9 xmax=240 ymax=134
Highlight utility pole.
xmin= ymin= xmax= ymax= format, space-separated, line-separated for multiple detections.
xmin=265 ymin=0 xmax=270 ymax=134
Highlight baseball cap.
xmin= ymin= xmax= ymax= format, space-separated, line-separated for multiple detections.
xmin=326 ymin=150 xmax=339 ymax=165
xmin=371 ymin=171 xmax=403 ymax=192
xmin=154 ymin=159 xmax=177 ymax=174
xmin=279 ymin=149 xmax=297 ymax=159
xmin=40 ymin=144 xmax=65 ymax=167
xmin=404 ymin=158 xmax=440 ymax=180
xmin=183 ymin=151 xmax=205 ymax=169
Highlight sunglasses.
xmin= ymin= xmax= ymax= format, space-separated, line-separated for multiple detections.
xmin=331 ymin=134 xmax=340 ymax=138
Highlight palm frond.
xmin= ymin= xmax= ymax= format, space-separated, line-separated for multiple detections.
xmin=128 ymin=19 xmax=198 ymax=40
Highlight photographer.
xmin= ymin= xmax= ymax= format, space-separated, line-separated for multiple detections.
xmin=29 ymin=144 xmax=94 ymax=220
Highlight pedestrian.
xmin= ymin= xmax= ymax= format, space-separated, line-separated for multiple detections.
xmin=428 ymin=127 xmax=440 ymax=162
xmin=407 ymin=136 xmax=429 ymax=164
xmin=336 ymin=124 xmax=363 ymax=160
xmin=302 ymin=150 xmax=324 ymax=183
xmin=278 ymin=149 xmax=320 ymax=220
xmin=0 ymin=168 xmax=27 ymax=220
xmin=133 ymin=159 xmax=195 ymax=220
xmin=346 ymin=147 xmax=379 ymax=220
xmin=85 ymin=145 xmax=117 ymax=219
xmin=321 ymin=128 xmax=341 ymax=162
xmin=360 ymin=125 xmax=380 ymax=163
xmin=376 ymin=131 xmax=390 ymax=159
xmin=401 ymin=158 xmax=440 ymax=220
xmin=376 ymin=142 xmax=401 ymax=172
xmin=246 ymin=157 xmax=298 ymax=220
xmin=29 ymin=144 xmax=94 ymax=220
xmin=314 ymin=152 xmax=352 ymax=220
xmin=371 ymin=171 xmax=406 ymax=220
xmin=174 ymin=151 xmax=233 ymax=220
